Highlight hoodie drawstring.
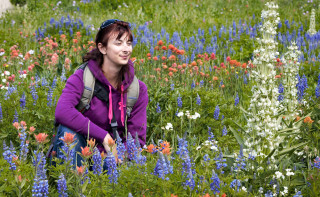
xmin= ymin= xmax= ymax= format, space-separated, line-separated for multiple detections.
xmin=108 ymin=85 xmax=113 ymax=124
xmin=120 ymin=85 xmax=125 ymax=126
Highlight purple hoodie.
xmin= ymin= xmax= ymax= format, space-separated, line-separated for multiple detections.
xmin=55 ymin=59 xmax=148 ymax=152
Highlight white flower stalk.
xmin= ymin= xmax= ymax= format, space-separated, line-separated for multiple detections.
xmin=245 ymin=1 xmax=282 ymax=160
xmin=281 ymin=42 xmax=300 ymax=121
xmin=308 ymin=9 xmax=317 ymax=35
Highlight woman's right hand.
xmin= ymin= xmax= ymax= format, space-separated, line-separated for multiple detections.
xmin=102 ymin=133 xmax=121 ymax=163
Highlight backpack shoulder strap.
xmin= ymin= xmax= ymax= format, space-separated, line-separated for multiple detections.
xmin=76 ymin=62 xmax=96 ymax=113
xmin=126 ymin=76 xmax=139 ymax=117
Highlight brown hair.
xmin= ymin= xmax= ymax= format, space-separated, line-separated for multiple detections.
xmin=83 ymin=21 xmax=133 ymax=91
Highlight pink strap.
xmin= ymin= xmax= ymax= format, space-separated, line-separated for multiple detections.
xmin=108 ymin=85 xmax=113 ymax=124
xmin=120 ymin=85 xmax=125 ymax=126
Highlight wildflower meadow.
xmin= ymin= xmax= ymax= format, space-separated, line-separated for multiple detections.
xmin=1 ymin=0 xmax=320 ymax=196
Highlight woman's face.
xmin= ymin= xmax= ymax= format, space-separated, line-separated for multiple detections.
xmin=101 ymin=32 xmax=132 ymax=67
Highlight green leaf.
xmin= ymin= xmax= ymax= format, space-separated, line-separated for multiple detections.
xmin=82 ymin=179 xmax=89 ymax=193
xmin=229 ymin=126 xmax=244 ymax=147
xmin=277 ymin=142 xmax=308 ymax=156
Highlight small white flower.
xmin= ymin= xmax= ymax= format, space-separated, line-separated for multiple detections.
xmin=28 ymin=50 xmax=34 ymax=55
xmin=18 ymin=54 xmax=23 ymax=58
xmin=275 ymin=171 xmax=284 ymax=179
xmin=2 ymin=79 xmax=6 ymax=83
xmin=4 ymin=71 xmax=10 ymax=76
xmin=241 ymin=186 xmax=247 ymax=192
xmin=286 ymin=169 xmax=294 ymax=176
xmin=165 ymin=123 xmax=173 ymax=130
xmin=210 ymin=146 xmax=218 ymax=151
xmin=196 ymin=146 xmax=201 ymax=150
xmin=177 ymin=111 xmax=184 ymax=117
xmin=0 ymin=52 xmax=4 ymax=56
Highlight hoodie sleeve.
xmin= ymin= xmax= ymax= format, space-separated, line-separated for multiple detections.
xmin=55 ymin=69 xmax=109 ymax=143
xmin=126 ymin=80 xmax=148 ymax=147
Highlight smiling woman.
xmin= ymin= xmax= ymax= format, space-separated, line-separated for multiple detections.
xmin=53 ymin=19 xmax=148 ymax=168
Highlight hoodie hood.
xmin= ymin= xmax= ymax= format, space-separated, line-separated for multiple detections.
xmin=87 ymin=59 xmax=135 ymax=91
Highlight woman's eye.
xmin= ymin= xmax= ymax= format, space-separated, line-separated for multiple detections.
xmin=127 ymin=42 xmax=132 ymax=45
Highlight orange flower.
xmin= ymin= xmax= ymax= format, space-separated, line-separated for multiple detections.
xmin=60 ymin=132 xmax=76 ymax=145
xmin=162 ymin=56 xmax=167 ymax=61
xmin=295 ymin=116 xmax=301 ymax=122
xmin=162 ymin=147 xmax=171 ymax=155
xmin=241 ymin=63 xmax=247 ymax=69
xmin=221 ymin=84 xmax=225 ymax=88
xmin=81 ymin=146 xmax=92 ymax=157
xmin=191 ymin=61 xmax=197 ymax=66
xmin=73 ymin=39 xmax=78 ymax=44
xmin=153 ymin=56 xmax=158 ymax=61
xmin=304 ymin=116 xmax=314 ymax=124
xmin=171 ymin=194 xmax=178 ymax=197
xmin=108 ymin=138 xmax=115 ymax=146
xmin=213 ymin=76 xmax=218 ymax=81
xmin=162 ymin=65 xmax=168 ymax=69
xmin=51 ymin=151 xmax=56 ymax=157
xmin=147 ymin=53 xmax=151 ymax=57
xmin=168 ymin=44 xmax=175 ymax=50
xmin=100 ymin=151 xmax=106 ymax=159
xmin=29 ymin=126 xmax=36 ymax=134
xmin=160 ymin=141 xmax=170 ymax=149
xmin=221 ymin=194 xmax=227 ymax=197
xmin=168 ymin=72 xmax=173 ymax=77
xmin=76 ymin=166 xmax=85 ymax=176
xmin=169 ymin=55 xmax=176 ymax=61
xmin=147 ymin=144 xmax=157 ymax=153
xmin=161 ymin=46 xmax=167 ymax=50
xmin=275 ymin=75 xmax=281 ymax=78
xmin=13 ymin=122 xmax=20 ymax=130
xmin=202 ymin=194 xmax=210 ymax=197
xmin=154 ymin=46 xmax=159 ymax=50
xmin=34 ymin=133 xmax=48 ymax=143
xmin=157 ymin=40 xmax=163 ymax=46
xmin=87 ymin=138 xmax=96 ymax=147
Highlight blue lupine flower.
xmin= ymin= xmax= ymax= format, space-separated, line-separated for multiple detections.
xmin=51 ymin=77 xmax=57 ymax=89
xmin=177 ymin=94 xmax=183 ymax=108
xmin=210 ymin=171 xmax=220 ymax=194
xmin=296 ymin=74 xmax=308 ymax=102
xmin=315 ymin=74 xmax=320 ymax=98
xmin=278 ymin=83 xmax=284 ymax=101
xmin=92 ymin=148 xmax=102 ymax=175
xmin=4 ymin=86 xmax=17 ymax=100
xmin=235 ymin=93 xmax=239 ymax=106
xmin=214 ymin=105 xmax=220 ymax=120
xmin=200 ymin=80 xmax=204 ymax=87
xmin=244 ymin=74 xmax=248 ymax=85
xmin=196 ymin=94 xmax=201 ymax=105
xmin=58 ymin=143 xmax=75 ymax=167
xmin=313 ymin=156 xmax=320 ymax=169
xmin=0 ymin=103 xmax=3 ymax=121
xmin=30 ymin=85 xmax=38 ymax=105
xmin=215 ymin=151 xmax=227 ymax=172
xmin=13 ymin=110 xmax=19 ymax=123
xmin=57 ymin=173 xmax=68 ymax=197
xmin=20 ymin=92 xmax=26 ymax=110
xmin=170 ymin=83 xmax=174 ymax=90
xmin=115 ymin=131 xmax=125 ymax=160
xmin=293 ymin=191 xmax=303 ymax=197
xmin=208 ymin=127 xmax=214 ymax=141
xmin=32 ymin=150 xmax=49 ymax=196
xmin=230 ymin=179 xmax=241 ymax=192
xmin=203 ymin=154 xmax=210 ymax=162
xmin=156 ymin=102 xmax=161 ymax=113
xmin=104 ymin=151 xmax=118 ymax=183
xmin=2 ymin=141 xmax=17 ymax=170
xmin=81 ymin=167 xmax=91 ymax=185
xmin=265 ymin=190 xmax=274 ymax=197
xmin=191 ymin=81 xmax=195 ymax=89
xmin=32 ymin=177 xmax=49 ymax=197
xmin=126 ymin=133 xmax=146 ymax=165
xmin=41 ymin=77 xmax=48 ymax=87
xmin=153 ymin=152 xmax=170 ymax=180
xmin=19 ymin=126 xmax=29 ymax=162
xmin=47 ymin=87 xmax=53 ymax=107
xmin=222 ymin=125 xmax=228 ymax=136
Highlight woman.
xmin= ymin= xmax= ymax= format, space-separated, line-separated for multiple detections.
xmin=54 ymin=19 xmax=148 ymax=167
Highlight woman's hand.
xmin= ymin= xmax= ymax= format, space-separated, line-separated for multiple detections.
xmin=102 ymin=133 xmax=121 ymax=164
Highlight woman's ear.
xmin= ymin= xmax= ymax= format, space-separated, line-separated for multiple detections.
xmin=97 ymin=43 xmax=107 ymax=54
